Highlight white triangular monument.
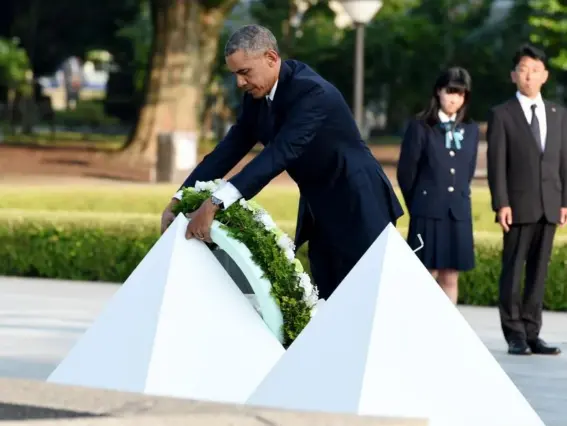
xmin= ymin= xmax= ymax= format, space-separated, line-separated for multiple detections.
xmin=247 ymin=224 xmax=545 ymax=426
xmin=47 ymin=213 xmax=285 ymax=404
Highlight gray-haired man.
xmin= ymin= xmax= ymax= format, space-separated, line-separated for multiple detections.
xmin=161 ymin=24 xmax=403 ymax=300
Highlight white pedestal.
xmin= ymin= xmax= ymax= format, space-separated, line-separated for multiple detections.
xmin=247 ymin=224 xmax=545 ymax=426
xmin=48 ymin=214 xmax=285 ymax=404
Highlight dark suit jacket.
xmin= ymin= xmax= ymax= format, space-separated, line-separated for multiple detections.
xmin=397 ymin=118 xmax=479 ymax=220
xmin=180 ymin=59 xmax=403 ymax=263
xmin=486 ymin=97 xmax=567 ymax=224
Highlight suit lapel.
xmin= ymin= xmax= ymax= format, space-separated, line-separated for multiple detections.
xmin=508 ymin=97 xmax=542 ymax=153
xmin=543 ymin=100 xmax=560 ymax=156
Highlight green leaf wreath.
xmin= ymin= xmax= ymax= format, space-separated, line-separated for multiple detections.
xmin=172 ymin=179 xmax=319 ymax=348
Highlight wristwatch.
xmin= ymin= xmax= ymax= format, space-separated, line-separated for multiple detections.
xmin=211 ymin=196 xmax=224 ymax=210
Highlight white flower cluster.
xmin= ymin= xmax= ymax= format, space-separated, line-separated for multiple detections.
xmin=194 ymin=179 xmax=226 ymax=193
xmin=191 ymin=180 xmax=320 ymax=312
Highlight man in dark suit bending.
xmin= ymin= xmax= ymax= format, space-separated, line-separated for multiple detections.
xmin=160 ymin=24 xmax=403 ymax=300
xmin=487 ymin=44 xmax=567 ymax=356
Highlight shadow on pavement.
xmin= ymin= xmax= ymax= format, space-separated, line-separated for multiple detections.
xmin=0 ymin=401 xmax=103 ymax=420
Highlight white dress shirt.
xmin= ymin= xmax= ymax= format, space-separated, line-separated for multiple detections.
xmin=173 ymin=80 xmax=279 ymax=208
xmin=515 ymin=90 xmax=546 ymax=150
xmin=437 ymin=110 xmax=457 ymax=143
xmin=438 ymin=110 xmax=456 ymax=123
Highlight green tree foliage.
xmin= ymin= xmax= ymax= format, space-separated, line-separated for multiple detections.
xmin=116 ymin=0 xmax=153 ymax=93
xmin=243 ymin=0 xmax=546 ymax=130
xmin=3 ymin=0 xmax=140 ymax=75
xmin=529 ymin=0 xmax=567 ymax=70
xmin=5 ymin=0 xmax=567 ymax=140
xmin=0 ymin=37 xmax=31 ymax=93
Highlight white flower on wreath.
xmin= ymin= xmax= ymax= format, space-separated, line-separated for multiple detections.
xmin=299 ymin=272 xmax=314 ymax=296
xmin=195 ymin=179 xmax=226 ymax=193
xmin=239 ymin=198 xmax=264 ymax=213
xmin=276 ymin=233 xmax=295 ymax=254
xmin=298 ymin=272 xmax=319 ymax=311
xmin=239 ymin=198 xmax=252 ymax=211
xmin=255 ymin=211 xmax=277 ymax=232
xmin=276 ymin=234 xmax=295 ymax=262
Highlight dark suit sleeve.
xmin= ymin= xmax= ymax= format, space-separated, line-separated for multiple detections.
xmin=469 ymin=124 xmax=480 ymax=183
xmin=561 ymin=109 xmax=567 ymax=206
xmin=486 ymin=108 xmax=509 ymax=211
xmin=178 ymin=98 xmax=256 ymax=190
xmin=228 ymin=85 xmax=327 ymax=200
xmin=396 ymin=119 xmax=424 ymax=211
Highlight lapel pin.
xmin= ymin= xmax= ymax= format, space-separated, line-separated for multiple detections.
xmin=552 ymin=107 xmax=556 ymax=112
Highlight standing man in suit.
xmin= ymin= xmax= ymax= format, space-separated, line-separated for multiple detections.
xmin=486 ymin=43 xmax=567 ymax=355
xmin=160 ymin=24 xmax=404 ymax=301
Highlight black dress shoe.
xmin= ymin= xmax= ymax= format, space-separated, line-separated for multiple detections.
xmin=508 ymin=340 xmax=531 ymax=355
xmin=527 ymin=338 xmax=561 ymax=355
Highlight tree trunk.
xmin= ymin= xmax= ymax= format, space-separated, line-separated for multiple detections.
xmin=117 ymin=0 xmax=236 ymax=164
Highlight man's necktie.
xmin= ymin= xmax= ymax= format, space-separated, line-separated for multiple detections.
xmin=264 ymin=97 xmax=275 ymax=142
xmin=530 ymin=104 xmax=542 ymax=149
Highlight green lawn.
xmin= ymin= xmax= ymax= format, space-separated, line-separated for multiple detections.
xmin=0 ymin=183 xmax=300 ymax=221
xmin=1 ymin=131 xmax=125 ymax=150
xmin=1 ymin=183 xmax=565 ymax=240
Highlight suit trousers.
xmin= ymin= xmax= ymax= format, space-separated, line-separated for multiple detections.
xmin=307 ymin=227 xmax=360 ymax=301
xmin=498 ymin=217 xmax=556 ymax=342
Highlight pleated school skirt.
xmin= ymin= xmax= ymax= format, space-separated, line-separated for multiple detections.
xmin=407 ymin=215 xmax=475 ymax=272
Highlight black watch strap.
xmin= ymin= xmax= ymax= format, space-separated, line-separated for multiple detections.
xmin=211 ymin=196 xmax=225 ymax=210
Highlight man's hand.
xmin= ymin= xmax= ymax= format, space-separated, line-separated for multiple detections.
xmin=185 ymin=198 xmax=220 ymax=242
xmin=498 ymin=206 xmax=513 ymax=233
xmin=160 ymin=198 xmax=180 ymax=235
xmin=560 ymin=208 xmax=567 ymax=227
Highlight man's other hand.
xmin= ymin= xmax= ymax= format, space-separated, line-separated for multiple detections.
xmin=560 ymin=207 xmax=567 ymax=227
xmin=185 ymin=198 xmax=219 ymax=243
xmin=498 ymin=206 xmax=513 ymax=233
xmin=160 ymin=199 xmax=180 ymax=235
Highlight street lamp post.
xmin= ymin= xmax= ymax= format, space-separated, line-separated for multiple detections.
xmin=338 ymin=0 xmax=383 ymax=132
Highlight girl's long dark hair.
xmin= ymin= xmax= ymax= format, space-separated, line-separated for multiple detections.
xmin=417 ymin=67 xmax=472 ymax=127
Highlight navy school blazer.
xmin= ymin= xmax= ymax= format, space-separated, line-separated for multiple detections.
xmin=179 ymin=59 xmax=404 ymax=256
xmin=396 ymin=118 xmax=480 ymax=220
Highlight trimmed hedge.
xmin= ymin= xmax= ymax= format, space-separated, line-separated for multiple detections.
xmin=1 ymin=211 xmax=567 ymax=311
xmin=0 ymin=211 xmax=159 ymax=282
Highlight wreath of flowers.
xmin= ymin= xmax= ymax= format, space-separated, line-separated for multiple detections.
xmin=172 ymin=179 xmax=319 ymax=348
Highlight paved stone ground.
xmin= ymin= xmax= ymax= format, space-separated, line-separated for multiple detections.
xmin=0 ymin=275 xmax=565 ymax=425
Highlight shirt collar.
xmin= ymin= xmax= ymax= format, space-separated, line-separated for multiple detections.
xmin=438 ymin=110 xmax=456 ymax=123
xmin=516 ymin=90 xmax=544 ymax=109
xmin=267 ymin=80 xmax=278 ymax=102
